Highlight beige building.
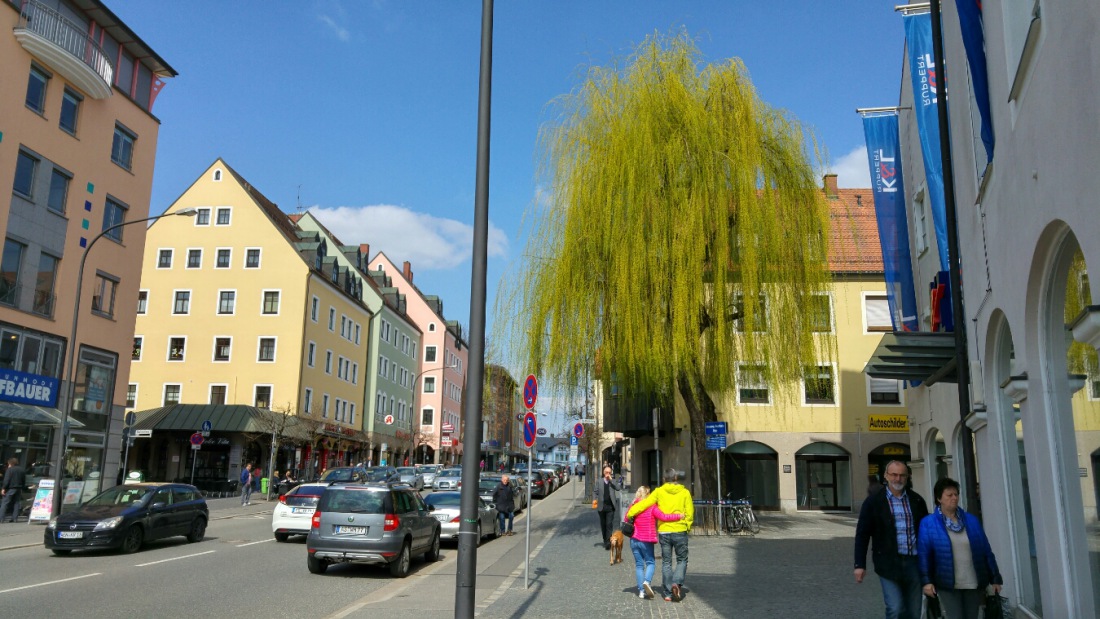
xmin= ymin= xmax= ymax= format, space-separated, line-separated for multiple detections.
xmin=0 ymin=0 xmax=175 ymax=499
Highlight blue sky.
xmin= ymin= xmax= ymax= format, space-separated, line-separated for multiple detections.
xmin=111 ymin=1 xmax=904 ymax=422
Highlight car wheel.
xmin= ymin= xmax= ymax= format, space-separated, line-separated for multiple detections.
xmin=186 ymin=518 xmax=206 ymax=543
xmin=476 ymin=523 xmax=482 ymax=546
xmin=51 ymin=549 xmax=72 ymax=556
xmin=274 ymin=532 xmax=290 ymax=542
xmin=493 ymin=517 xmax=501 ymax=539
xmin=307 ymin=553 xmax=328 ymax=575
xmin=388 ymin=541 xmax=411 ymax=578
xmin=424 ymin=530 xmax=441 ymax=562
xmin=119 ymin=525 xmax=144 ymax=554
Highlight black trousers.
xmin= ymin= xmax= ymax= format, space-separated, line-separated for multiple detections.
xmin=598 ymin=509 xmax=617 ymax=545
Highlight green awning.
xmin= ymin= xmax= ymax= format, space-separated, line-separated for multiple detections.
xmin=864 ymin=332 xmax=958 ymax=385
xmin=131 ymin=404 xmax=313 ymax=441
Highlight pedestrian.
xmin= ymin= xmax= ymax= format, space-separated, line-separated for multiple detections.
xmin=867 ymin=474 xmax=884 ymax=497
xmin=854 ymin=460 xmax=930 ymax=619
xmin=595 ymin=465 xmax=622 ymax=550
xmin=578 ymin=464 xmax=585 ymax=483
xmin=492 ymin=474 xmax=516 ymax=536
xmin=240 ymin=463 xmax=253 ymax=506
xmin=626 ymin=467 xmax=693 ymax=602
xmin=480 ymin=459 xmax=486 ymax=472
xmin=0 ymin=458 xmax=28 ymax=523
xmin=626 ymin=485 xmax=683 ymax=599
xmin=270 ymin=470 xmax=280 ymax=499
xmin=917 ymin=477 xmax=1003 ymax=619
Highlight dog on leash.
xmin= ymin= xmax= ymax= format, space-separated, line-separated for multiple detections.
xmin=609 ymin=530 xmax=624 ymax=565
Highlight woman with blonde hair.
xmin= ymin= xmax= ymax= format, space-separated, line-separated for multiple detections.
xmin=626 ymin=485 xmax=682 ymax=599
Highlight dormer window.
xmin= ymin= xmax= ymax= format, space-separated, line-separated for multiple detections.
xmin=213 ymin=169 xmax=222 ymax=181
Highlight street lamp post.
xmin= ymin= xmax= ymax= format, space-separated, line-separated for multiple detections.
xmin=411 ymin=362 xmax=458 ymax=464
xmin=52 ymin=207 xmax=198 ymax=517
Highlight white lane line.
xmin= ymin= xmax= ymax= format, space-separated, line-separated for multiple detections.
xmin=134 ymin=550 xmax=215 ymax=567
xmin=0 ymin=572 xmax=101 ymax=594
xmin=236 ymin=538 xmax=275 ymax=547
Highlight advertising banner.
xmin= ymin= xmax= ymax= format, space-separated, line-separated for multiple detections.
xmin=868 ymin=414 xmax=911 ymax=432
xmin=0 ymin=368 xmax=60 ymax=407
xmin=29 ymin=479 xmax=55 ymax=522
xmin=955 ymin=0 xmax=994 ymax=164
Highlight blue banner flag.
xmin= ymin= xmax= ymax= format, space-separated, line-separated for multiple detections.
xmin=955 ymin=0 xmax=994 ymax=165
xmin=904 ymin=12 xmax=950 ymax=273
xmin=862 ymin=113 xmax=919 ymax=332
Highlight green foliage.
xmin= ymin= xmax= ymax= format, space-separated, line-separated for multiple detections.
xmin=1065 ymin=249 xmax=1097 ymax=377
xmin=500 ymin=30 xmax=833 ymax=400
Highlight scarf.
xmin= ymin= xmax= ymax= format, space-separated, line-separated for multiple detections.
xmin=936 ymin=505 xmax=966 ymax=533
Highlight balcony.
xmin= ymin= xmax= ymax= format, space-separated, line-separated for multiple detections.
xmin=13 ymin=0 xmax=114 ymax=100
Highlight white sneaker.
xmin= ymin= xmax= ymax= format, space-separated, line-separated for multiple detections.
xmin=643 ymin=582 xmax=655 ymax=599
xmin=638 ymin=590 xmax=646 ymax=599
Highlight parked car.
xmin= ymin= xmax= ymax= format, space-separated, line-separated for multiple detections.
xmin=417 ymin=464 xmax=442 ymax=488
xmin=272 ymin=482 xmax=328 ymax=542
xmin=395 ymin=467 xmax=424 ymax=490
xmin=318 ymin=466 xmax=369 ymax=483
xmin=479 ymin=474 xmax=527 ymax=512
xmin=536 ymin=468 xmax=560 ymax=493
xmin=528 ymin=471 xmax=553 ymax=499
xmin=306 ymin=484 xmax=440 ymax=577
xmin=44 ymin=483 xmax=208 ymax=555
xmin=423 ymin=491 xmax=499 ymax=543
xmin=364 ymin=466 xmax=400 ymax=484
xmin=433 ymin=467 xmax=463 ymax=491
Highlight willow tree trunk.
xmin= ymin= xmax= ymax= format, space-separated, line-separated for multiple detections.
xmin=677 ymin=368 xmax=719 ymax=501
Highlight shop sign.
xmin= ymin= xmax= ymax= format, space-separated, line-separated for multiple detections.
xmin=868 ymin=414 xmax=909 ymax=432
xmin=0 ymin=368 xmax=59 ymax=407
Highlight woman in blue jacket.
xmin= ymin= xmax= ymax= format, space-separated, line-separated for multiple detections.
xmin=917 ymin=477 xmax=1003 ymax=619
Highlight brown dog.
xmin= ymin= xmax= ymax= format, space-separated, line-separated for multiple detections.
xmin=609 ymin=530 xmax=624 ymax=565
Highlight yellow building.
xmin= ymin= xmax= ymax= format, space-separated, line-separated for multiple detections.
xmin=0 ymin=0 xmax=175 ymax=498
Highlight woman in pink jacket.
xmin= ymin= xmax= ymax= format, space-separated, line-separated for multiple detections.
xmin=626 ymin=486 xmax=683 ymax=599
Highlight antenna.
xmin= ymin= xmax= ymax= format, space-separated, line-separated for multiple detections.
xmin=296 ymin=184 xmax=303 ymax=214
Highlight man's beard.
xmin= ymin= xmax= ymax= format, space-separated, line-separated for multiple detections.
xmin=888 ymin=480 xmax=905 ymax=492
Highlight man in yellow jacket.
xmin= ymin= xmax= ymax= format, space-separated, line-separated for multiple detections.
xmin=626 ymin=468 xmax=693 ymax=602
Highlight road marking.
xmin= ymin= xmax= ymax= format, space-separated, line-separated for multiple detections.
xmin=134 ymin=550 xmax=215 ymax=566
xmin=0 ymin=572 xmax=101 ymax=594
xmin=478 ymin=499 xmax=570 ymax=610
xmin=236 ymin=538 xmax=275 ymax=547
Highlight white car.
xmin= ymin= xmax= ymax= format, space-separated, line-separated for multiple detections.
xmin=272 ymin=483 xmax=327 ymax=541
xmin=433 ymin=468 xmax=463 ymax=491
xmin=418 ymin=464 xmax=443 ymax=488
xmin=423 ymin=491 xmax=499 ymax=543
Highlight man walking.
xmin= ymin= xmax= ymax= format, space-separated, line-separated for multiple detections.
xmin=0 ymin=458 xmax=27 ymax=523
xmin=492 ymin=474 xmax=516 ymax=536
xmin=595 ymin=465 xmax=621 ymax=550
xmin=240 ymin=463 xmax=253 ymax=506
xmin=627 ymin=467 xmax=694 ymax=602
xmin=854 ymin=460 xmax=929 ymax=619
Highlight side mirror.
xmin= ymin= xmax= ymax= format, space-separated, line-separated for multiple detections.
xmin=151 ymin=502 xmax=167 ymax=509
xmin=428 ymin=504 xmax=436 ymax=512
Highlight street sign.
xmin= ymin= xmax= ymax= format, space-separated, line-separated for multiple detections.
xmin=191 ymin=443 xmax=201 ymax=451
xmin=522 ymin=411 xmax=537 ymax=448
xmin=190 ymin=432 xmax=204 ymax=447
xmin=523 ymin=374 xmax=538 ymax=409
xmin=704 ymin=421 xmax=728 ymax=436
xmin=442 ymin=422 xmax=455 ymax=434
xmin=515 ymin=413 xmax=524 ymax=421
xmin=201 ymin=420 xmax=212 ymax=432
xmin=569 ymin=446 xmax=578 ymax=459
xmin=122 ymin=426 xmax=131 ymax=439
xmin=384 ymin=414 xmax=394 ymax=425
xmin=536 ymin=427 xmax=547 ymax=436
xmin=573 ymin=422 xmax=584 ymax=438
xmin=569 ymin=436 xmax=578 ymax=446
xmin=705 ymin=435 xmax=727 ymax=450
xmin=133 ymin=429 xmax=152 ymax=438
xmin=125 ymin=411 xmax=137 ymax=426
xmin=441 ymin=436 xmax=453 ymax=447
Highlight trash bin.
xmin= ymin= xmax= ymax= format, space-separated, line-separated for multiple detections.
xmin=261 ymin=477 xmax=269 ymax=495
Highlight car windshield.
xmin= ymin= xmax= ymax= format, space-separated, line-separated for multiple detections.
xmin=478 ymin=480 xmax=499 ymax=492
xmin=364 ymin=470 xmax=391 ymax=482
xmin=86 ymin=485 xmax=155 ymax=507
xmin=424 ymin=493 xmax=461 ymax=508
xmin=319 ymin=468 xmax=358 ymax=482
xmin=396 ymin=468 xmax=416 ymax=475
xmin=440 ymin=469 xmax=461 ymax=478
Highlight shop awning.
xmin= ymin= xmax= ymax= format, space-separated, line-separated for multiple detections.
xmin=864 ymin=331 xmax=958 ymax=385
xmin=0 ymin=401 xmax=83 ymax=427
xmin=132 ymin=404 xmax=313 ymax=441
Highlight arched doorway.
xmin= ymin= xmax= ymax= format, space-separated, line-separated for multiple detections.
xmin=726 ymin=441 xmax=779 ymax=510
xmin=867 ymin=442 xmax=910 ymax=489
xmin=796 ymin=442 xmax=851 ymax=510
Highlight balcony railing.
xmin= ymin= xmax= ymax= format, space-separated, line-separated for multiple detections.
xmin=15 ymin=0 xmax=114 ymax=99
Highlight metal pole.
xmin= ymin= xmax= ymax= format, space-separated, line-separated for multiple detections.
xmin=525 ymin=447 xmax=532 ymax=589
xmin=190 ymin=448 xmax=197 ymax=486
xmin=455 ymin=1 xmax=493 ymax=614
xmin=653 ymin=408 xmax=660 ymax=487
xmin=716 ymin=448 xmax=722 ymax=531
xmin=121 ymin=437 xmax=131 ymax=485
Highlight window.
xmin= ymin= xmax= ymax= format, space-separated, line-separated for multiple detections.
xmin=807 ymin=294 xmax=832 ymax=332
xmin=311 ymin=297 xmax=319 ymax=321
xmin=218 ymin=290 xmax=236 ymax=315
xmin=425 ymin=346 xmax=437 ymax=363
xmin=196 ymin=208 xmax=211 ymax=226
xmin=303 ymin=388 xmax=313 ymax=414
xmin=328 ymin=308 xmax=335 ymax=331
xmin=47 ymin=169 xmax=70 ymax=213
xmin=340 ymin=316 xmax=347 ymax=337
xmin=322 ymin=394 xmax=330 ymax=418
xmin=91 ymin=274 xmax=118 ymax=317
xmin=258 ymin=337 xmax=276 ymax=362
xmin=869 ymin=377 xmax=903 ymax=405
xmin=173 ymin=290 xmax=191 ymax=314
xmin=734 ymin=293 xmax=768 ymax=332
xmin=32 ymin=253 xmax=58 ymax=316
xmin=354 ymin=324 xmax=360 ymax=344
xmin=352 ymin=363 xmax=358 ymax=384
xmin=738 ymin=365 xmax=770 ymax=404
xmin=157 ymin=249 xmax=173 ymax=269
xmin=215 ymin=248 xmax=230 ymax=268
xmin=865 ymin=294 xmax=892 ymax=332
xmin=262 ymin=290 xmax=280 ymax=315
xmin=254 ymin=386 xmax=272 ymax=409
xmin=429 ymin=323 xmax=436 ymax=332
xmin=126 ymin=384 xmax=137 ymax=408
xmin=136 ymin=290 xmax=148 ymax=314
xmin=325 ymin=351 xmax=333 ymax=374
xmin=59 ymin=89 xmax=81 ymax=134
xmin=168 ymin=337 xmax=186 ymax=361
xmin=307 ymin=342 xmax=316 ymax=367
xmin=102 ymin=197 xmax=128 ymax=241
xmin=111 ymin=124 xmax=136 ymax=170
xmin=163 ymin=384 xmax=181 ymax=406
xmin=349 ymin=403 xmax=355 ymax=425
xmin=0 ymin=239 xmax=24 ymax=306
xmin=245 ymin=249 xmax=261 ymax=268
xmin=214 ymin=337 xmax=231 ymax=362
xmin=14 ymin=151 xmax=37 ymax=197
xmin=186 ymin=249 xmax=202 ymax=269
xmin=215 ymin=207 xmax=231 ymax=225
xmin=210 ymin=385 xmax=227 ymax=405
xmin=421 ymin=408 xmax=434 ymax=426
xmin=423 ymin=376 xmax=436 ymax=393
xmin=803 ymin=365 xmax=835 ymax=405
xmin=913 ymin=188 xmax=929 ymax=254
xmin=132 ymin=336 xmax=143 ymax=361
xmin=25 ymin=66 xmax=48 ymax=113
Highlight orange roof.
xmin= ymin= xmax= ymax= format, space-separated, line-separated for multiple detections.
xmin=826 ymin=187 xmax=883 ymax=274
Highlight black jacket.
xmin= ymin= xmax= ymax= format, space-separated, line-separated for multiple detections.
xmin=2 ymin=464 xmax=27 ymax=495
xmin=854 ymin=487 xmax=929 ymax=580
xmin=492 ymin=482 xmax=515 ymax=513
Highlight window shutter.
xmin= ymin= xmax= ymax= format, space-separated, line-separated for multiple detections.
xmin=866 ymin=296 xmax=892 ymax=330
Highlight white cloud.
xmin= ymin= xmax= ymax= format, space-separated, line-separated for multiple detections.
xmin=317 ymin=14 xmax=350 ymax=41
xmin=309 ymin=204 xmax=508 ymax=270
xmin=830 ymin=145 xmax=872 ymax=188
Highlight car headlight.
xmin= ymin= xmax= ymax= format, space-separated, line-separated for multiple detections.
xmin=94 ymin=516 xmax=124 ymax=531
xmin=46 ymin=518 xmax=57 ymax=530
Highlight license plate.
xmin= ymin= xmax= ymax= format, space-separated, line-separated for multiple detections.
xmin=334 ymin=525 xmax=366 ymax=535
xmin=435 ymin=514 xmax=450 ymax=522
xmin=58 ymin=531 xmax=83 ymax=539
xmin=291 ymin=508 xmax=313 ymax=514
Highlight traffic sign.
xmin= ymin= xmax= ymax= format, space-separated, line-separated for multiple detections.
xmin=125 ymin=411 xmax=137 ymax=426
xmin=201 ymin=420 xmax=212 ymax=432
xmin=384 ymin=414 xmax=394 ymax=425
xmin=522 ymin=411 xmax=537 ymax=448
xmin=704 ymin=421 xmax=728 ymax=436
xmin=122 ymin=426 xmax=131 ymax=440
xmin=190 ymin=432 xmax=204 ymax=447
xmin=569 ymin=436 xmax=578 ymax=446
xmin=523 ymin=374 xmax=538 ymax=409
xmin=536 ymin=427 xmax=547 ymax=436
xmin=569 ymin=446 xmax=578 ymax=459
xmin=573 ymin=423 xmax=584 ymax=438
xmin=134 ymin=429 xmax=152 ymax=438
xmin=705 ymin=435 xmax=727 ymax=450
xmin=442 ymin=422 xmax=455 ymax=434
xmin=441 ymin=436 xmax=453 ymax=447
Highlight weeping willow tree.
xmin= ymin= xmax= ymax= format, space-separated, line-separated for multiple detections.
xmin=499 ymin=31 xmax=834 ymax=497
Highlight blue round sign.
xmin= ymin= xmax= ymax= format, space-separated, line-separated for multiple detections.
xmin=573 ymin=423 xmax=584 ymax=438
xmin=523 ymin=374 xmax=538 ymax=409
xmin=523 ymin=411 xmax=537 ymax=448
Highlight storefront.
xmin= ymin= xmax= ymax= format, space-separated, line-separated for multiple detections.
xmin=795 ymin=442 xmax=852 ymax=511
xmin=726 ymin=440 xmax=780 ymax=510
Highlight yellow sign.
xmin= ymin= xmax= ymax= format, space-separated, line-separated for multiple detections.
xmin=868 ymin=414 xmax=909 ymax=432
xmin=883 ymin=446 xmax=907 ymax=455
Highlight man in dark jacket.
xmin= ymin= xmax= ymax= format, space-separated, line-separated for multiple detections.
xmin=0 ymin=458 xmax=28 ymax=523
xmin=491 ymin=475 xmax=516 ymax=536
xmin=854 ymin=460 xmax=929 ymax=619
xmin=596 ymin=465 xmax=622 ymax=550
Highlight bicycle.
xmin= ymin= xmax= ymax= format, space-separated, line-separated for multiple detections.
xmin=723 ymin=494 xmax=760 ymax=535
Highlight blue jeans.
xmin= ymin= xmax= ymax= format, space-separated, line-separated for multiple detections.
xmin=630 ymin=538 xmax=656 ymax=592
xmin=658 ymin=532 xmax=689 ymax=593
xmin=241 ymin=483 xmax=252 ymax=505
xmin=497 ymin=510 xmax=514 ymax=533
xmin=879 ymin=556 xmax=922 ymax=619
xmin=0 ymin=491 xmax=23 ymax=522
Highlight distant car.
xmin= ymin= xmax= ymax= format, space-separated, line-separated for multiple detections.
xmin=423 ymin=491 xmax=499 ymax=543
xmin=417 ymin=464 xmax=442 ymax=488
xmin=272 ymin=482 xmax=328 ymax=542
xmin=479 ymin=474 xmax=527 ymax=512
xmin=433 ymin=468 xmax=462 ymax=491
xmin=306 ymin=484 xmax=441 ymax=577
xmin=395 ymin=467 xmax=424 ymax=490
xmin=536 ymin=468 xmax=559 ymax=493
xmin=44 ymin=483 xmax=208 ymax=555
xmin=528 ymin=471 xmax=553 ymax=499
xmin=318 ymin=466 xmax=369 ymax=483
xmin=364 ymin=466 xmax=400 ymax=484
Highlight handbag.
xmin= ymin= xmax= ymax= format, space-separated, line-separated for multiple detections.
xmin=621 ymin=516 xmax=636 ymax=538
xmin=921 ymin=594 xmax=945 ymax=619
xmin=983 ymin=593 xmax=1010 ymax=619
xmin=592 ymin=499 xmax=598 ymax=509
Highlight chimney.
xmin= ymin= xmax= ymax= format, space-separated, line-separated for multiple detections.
xmin=359 ymin=244 xmax=370 ymax=260
xmin=403 ymin=261 xmax=413 ymax=283
xmin=823 ymin=173 xmax=839 ymax=198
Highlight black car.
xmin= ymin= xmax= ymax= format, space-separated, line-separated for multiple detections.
xmin=44 ymin=483 xmax=208 ymax=555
